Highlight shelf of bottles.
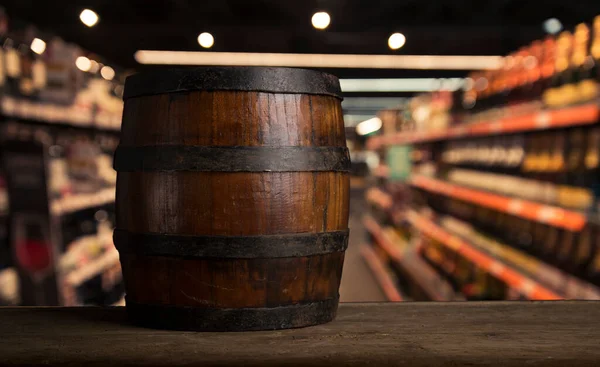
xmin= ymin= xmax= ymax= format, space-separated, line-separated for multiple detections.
xmin=364 ymin=15 xmax=600 ymax=301
xmin=0 ymin=8 xmax=125 ymax=306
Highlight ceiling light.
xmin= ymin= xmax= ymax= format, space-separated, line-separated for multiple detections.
xmin=134 ymin=51 xmax=504 ymax=70
xmin=80 ymin=9 xmax=99 ymax=27
xmin=75 ymin=56 xmax=92 ymax=72
xmin=340 ymin=78 xmax=467 ymax=92
xmin=356 ymin=117 xmax=383 ymax=136
xmin=89 ymin=60 xmax=100 ymax=73
xmin=388 ymin=33 xmax=406 ymax=50
xmin=312 ymin=12 xmax=330 ymax=30
xmin=100 ymin=66 xmax=115 ymax=80
xmin=197 ymin=32 xmax=214 ymax=48
xmin=543 ymin=18 xmax=562 ymax=34
xmin=30 ymin=38 xmax=46 ymax=55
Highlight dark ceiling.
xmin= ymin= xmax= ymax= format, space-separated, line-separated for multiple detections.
xmin=3 ymin=0 xmax=600 ymax=79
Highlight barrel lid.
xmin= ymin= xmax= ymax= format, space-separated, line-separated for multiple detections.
xmin=123 ymin=67 xmax=343 ymax=100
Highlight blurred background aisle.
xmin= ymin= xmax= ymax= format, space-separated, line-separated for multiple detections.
xmin=1 ymin=1 xmax=600 ymax=306
xmin=339 ymin=187 xmax=387 ymax=302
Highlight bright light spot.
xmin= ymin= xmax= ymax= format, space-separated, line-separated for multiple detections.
xmin=311 ymin=12 xmax=330 ymax=30
xmin=544 ymin=18 xmax=562 ymax=34
xmin=94 ymin=210 xmax=108 ymax=222
xmin=388 ymin=33 xmax=406 ymax=50
xmin=197 ymin=32 xmax=214 ymax=48
xmin=30 ymin=38 xmax=46 ymax=55
xmin=356 ymin=117 xmax=382 ymax=136
xmin=80 ymin=9 xmax=99 ymax=27
xmin=114 ymin=85 xmax=124 ymax=97
xmin=100 ymin=65 xmax=115 ymax=80
xmin=413 ymin=106 xmax=430 ymax=123
xmin=75 ymin=56 xmax=92 ymax=72
xmin=89 ymin=60 xmax=100 ymax=73
xmin=504 ymin=56 xmax=516 ymax=69
xmin=523 ymin=55 xmax=538 ymax=69
xmin=474 ymin=77 xmax=489 ymax=91
xmin=463 ymin=78 xmax=475 ymax=90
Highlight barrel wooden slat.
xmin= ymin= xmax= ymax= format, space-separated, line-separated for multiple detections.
xmin=115 ymin=67 xmax=348 ymax=331
xmin=116 ymin=171 xmax=348 ymax=235
xmin=120 ymin=92 xmax=346 ymax=147
xmin=120 ymin=253 xmax=344 ymax=308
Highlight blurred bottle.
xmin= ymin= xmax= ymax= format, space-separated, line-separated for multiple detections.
xmin=557 ymin=230 xmax=576 ymax=272
xmin=585 ymin=128 xmax=600 ymax=212
xmin=573 ymin=226 xmax=593 ymax=277
xmin=588 ymin=229 xmax=600 ymax=285
xmin=522 ymin=134 xmax=541 ymax=173
xmin=541 ymin=226 xmax=561 ymax=263
xmin=543 ymin=31 xmax=573 ymax=107
xmin=592 ymin=16 xmax=600 ymax=84
xmin=565 ymin=128 xmax=587 ymax=186
xmin=548 ymin=133 xmax=566 ymax=181
xmin=508 ymin=48 xmax=528 ymax=108
xmin=4 ymin=37 xmax=21 ymax=97
xmin=0 ymin=8 xmax=8 ymax=90
xmin=521 ymin=41 xmax=543 ymax=107
xmin=573 ymin=22 xmax=599 ymax=103
xmin=537 ymin=38 xmax=557 ymax=103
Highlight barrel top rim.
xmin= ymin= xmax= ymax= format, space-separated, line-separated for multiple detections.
xmin=123 ymin=66 xmax=343 ymax=100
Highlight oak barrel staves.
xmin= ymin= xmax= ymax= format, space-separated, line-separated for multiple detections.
xmin=113 ymin=67 xmax=350 ymax=331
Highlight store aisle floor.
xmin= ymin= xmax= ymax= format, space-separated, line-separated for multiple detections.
xmin=339 ymin=188 xmax=387 ymax=302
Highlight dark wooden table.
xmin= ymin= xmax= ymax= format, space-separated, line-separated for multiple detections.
xmin=2 ymin=302 xmax=599 ymax=366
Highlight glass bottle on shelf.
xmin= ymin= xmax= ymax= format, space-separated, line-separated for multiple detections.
xmin=510 ymin=48 xmax=528 ymax=109
xmin=543 ymin=31 xmax=573 ymax=108
xmin=522 ymin=134 xmax=541 ymax=174
xmin=587 ymin=229 xmax=600 ymax=286
xmin=585 ymin=128 xmax=600 ymax=204
xmin=4 ymin=37 xmax=22 ymax=98
xmin=31 ymin=47 xmax=47 ymax=98
xmin=564 ymin=128 xmax=586 ymax=187
xmin=541 ymin=226 xmax=561 ymax=264
xmin=588 ymin=16 xmax=600 ymax=95
xmin=521 ymin=41 xmax=542 ymax=108
xmin=18 ymin=42 xmax=36 ymax=99
xmin=557 ymin=230 xmax=576 ymax=272
xmin=537 ymin=37 xmax=556 ymax=103
xmin=535 ymin=133 xmax=553 ymax=181
xmin=532 ymin=222 xmax=548 ymax=256
xmin=0 ymin=8 xmax=8 ymax=91
xmin=570 ymin=23 xmax=595 ymax=104
xmin=573 ymin=226 xmax=593 ymax=277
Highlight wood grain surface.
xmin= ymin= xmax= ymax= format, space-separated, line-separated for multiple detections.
xmin=120 ymin=92 xmax=346 ymax=147
xmin=2 ymin=302 xmax=600 ymax=366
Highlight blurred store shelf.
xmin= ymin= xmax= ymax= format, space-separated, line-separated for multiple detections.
xmin=363 ymin=215 xmax=460 ymax=301
xmin=407 ymin=212 xmax=580 ymax=300
xmin=51 ymin=187 xmax=115 ymax=216
xmin=411 ymin=175 xmax=586 ymax=231
xmin=368 ymin=103 xmax=600 ymax=150
xmin=64 ymin=247 xmax=120 ymax=287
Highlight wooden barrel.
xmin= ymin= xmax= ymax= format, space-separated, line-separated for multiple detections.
xmin=113 ymin=67 xmax=350 ymax=331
